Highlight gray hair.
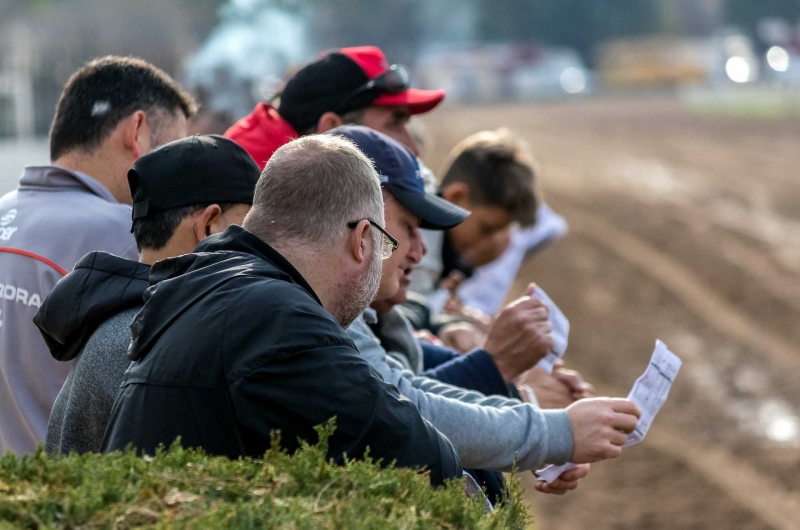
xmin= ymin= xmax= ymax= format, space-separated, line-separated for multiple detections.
xmin=243 ymin=134 xmax=384 ymax=250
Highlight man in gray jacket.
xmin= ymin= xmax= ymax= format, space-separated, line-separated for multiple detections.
xmin=0 ymin=56 xmax=196 ymax=455
xmin=329 ymin=125 xmax=642 ymax=493
xmin=34 ymin=135 xmax=258 ymax=455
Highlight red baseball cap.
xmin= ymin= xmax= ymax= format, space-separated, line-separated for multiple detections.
xmin=339 ymin=46 xmax=445 ymax=114
xmin=279 ymin=46 xmax=445 ymax=133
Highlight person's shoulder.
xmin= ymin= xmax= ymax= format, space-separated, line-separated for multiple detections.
xmin=226 ymin=268 xmax=320 ymax=311
xmin=223 ymin=275 xmax=354 ymax=356
xmin=76 ymin=308 xmax=138 ymax=375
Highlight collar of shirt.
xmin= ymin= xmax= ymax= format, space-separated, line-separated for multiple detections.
xmin=22 ymin=164 xmax=122 ymax=205
xmin=362 ymin=307 xmax=378 ymax=325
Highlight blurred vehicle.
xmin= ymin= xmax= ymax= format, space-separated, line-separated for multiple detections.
xmin=414 ymin=42 xmax=592 ymax=104
xmin=595 ymin=29 xmax=760 ymax=89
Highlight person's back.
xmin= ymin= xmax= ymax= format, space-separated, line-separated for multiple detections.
xmin=0 ymin=174 xmax=138 ymax=454
xmin=103 ymin=135 xmax=462 ymax=485
xmin=45 ymin=305 xmax=141 ymax=455
xmin=36 ymin=135 xmax=260 ymax=456
xmin=33 ymin=250 xmax=149 ymax=455
xmin=0 ymin=56 xmax=195 ymax=455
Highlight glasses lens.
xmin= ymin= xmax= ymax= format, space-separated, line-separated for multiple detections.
xmin=375 ymin=65 xmax=410 ymax=94
xmin=381 ymin=236 xmax=394 ymax=260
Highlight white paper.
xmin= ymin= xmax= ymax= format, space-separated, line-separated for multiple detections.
xmin=532 ymin=287 xmax=570 ymax=374
xmin=622 ymin=339 xmax=681 ymax=447
xmin=536 ymin=340 xmax=681 ymax=483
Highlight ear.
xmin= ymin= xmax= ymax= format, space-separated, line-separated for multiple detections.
xmin=441 ymin=183 xmax=472 ymax=209
xmin=348 ymin=219 xmax=372 ymax=264
xmin=316 ymin=112 xmax=345 ymax=133
xmin=121 ymin=110 xmax=149 ymax=159
xmin=192 ymin=204 xmax=223 ymax=242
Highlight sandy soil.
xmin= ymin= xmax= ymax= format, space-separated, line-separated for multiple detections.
xmin=420 ymin=97 xmax=800 ymax=530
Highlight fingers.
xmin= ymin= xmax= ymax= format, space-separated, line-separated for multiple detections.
xmin=579 ymin=381 xmax=596 ymax=398
xmin=609 ymin=429 xmax=628 ymax=447
xmin=524 ymin=282 xmax=537 ymax=296
xmin=534 ymin=464 xmax=589 ymax=495
xmin=553 ymin=368 xmax=584 ymax=393
xmin=612 ymin=412 xmax=638 ymax=434
xmin=558 ymin=464 xmax=590 ymax=481
xmin=602 ymin=443 xmax=623 ymax=459
xmin=610 ymin=398 xmax=642 ymax=418
xmin=535 ymin=480 xmax=573 ymax=495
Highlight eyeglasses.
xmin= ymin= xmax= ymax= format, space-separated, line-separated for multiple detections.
xmin=347 ymin=219 xmax=399 ymax=260
xmin=335 ymin=64 xmax=411 ymax=113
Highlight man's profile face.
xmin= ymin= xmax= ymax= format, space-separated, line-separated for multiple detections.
xmin=374 ymin=194 xmax=424 ymax=302
xmin=360 ymin=106 xmax=421 ymax=156
xmin=449 ymin=205 xmax=513 ymax=269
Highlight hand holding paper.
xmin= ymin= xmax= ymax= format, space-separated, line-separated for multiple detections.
xmin=536 ymin=340 xmax=682 ymax=484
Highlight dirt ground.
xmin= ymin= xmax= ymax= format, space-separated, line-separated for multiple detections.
xmin=420 ymin=97 xmax=800 ymax=530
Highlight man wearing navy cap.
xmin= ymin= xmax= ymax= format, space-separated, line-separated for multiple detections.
xmin=330 ymin=125 xmax=643 ymax=499
xmin=34 ymin=135 xmax=259 ymax=455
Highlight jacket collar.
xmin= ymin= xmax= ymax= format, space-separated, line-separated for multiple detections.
xmin=20 ymin=165 xmax=121 ymax=204
xmin=178 ymin=225 xmax=321 ymax=305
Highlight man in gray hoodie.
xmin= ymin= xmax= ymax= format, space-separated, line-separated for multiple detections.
xmin=34 ymin=135 xmax=259 ymax=456
xmin=329 ymin=125 xmax=642 ymax=494
xmin=0 ymin=56 xmax=196 ymax=455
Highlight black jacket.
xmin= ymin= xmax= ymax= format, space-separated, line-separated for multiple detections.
xmin=34 ymin=252 xmax=150 ymax=455
xmin=34 ymin=251 xmax=150 ymax=362
xmin=102 ymin=226 xmax=462 ymax=485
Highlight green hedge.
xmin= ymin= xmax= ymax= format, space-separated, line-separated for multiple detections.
xmin=0 ymin=424 xmax=528 ymax=529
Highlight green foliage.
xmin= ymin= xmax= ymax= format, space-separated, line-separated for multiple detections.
xmin=0 ymin=423 xmax=528 ymax=529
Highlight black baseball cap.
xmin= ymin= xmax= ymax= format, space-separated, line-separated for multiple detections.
xmin=128 ymin=135 xmax=260 ymax=222
xmin=327 ymin=125 xmax=469 ymax=230
xmin=279 ymin=46 xmax=445 ymax=134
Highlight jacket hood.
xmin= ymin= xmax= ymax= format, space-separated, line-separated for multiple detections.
xmin=129 ymin=225 xmax=318 ymax=362
xmin=224 ymin=103 xmax=298 ymax=170
xmin=34 ymin=252 xmax=150 ymax=362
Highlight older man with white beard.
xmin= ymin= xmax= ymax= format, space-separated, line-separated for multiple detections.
xmin=329 ymin=125 xmax=641 ymax=498
xmin=102 ymin=134 xmax=462 ymax=486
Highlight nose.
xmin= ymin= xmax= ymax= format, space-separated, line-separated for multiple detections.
xmin=407 ymin=228 xmax=425 ymax=264
xmin=398 ymin=127 xmax=421 ymax=157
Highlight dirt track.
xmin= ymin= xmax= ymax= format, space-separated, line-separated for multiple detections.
xmin=420 ymin=97 xmax=800 ymax=530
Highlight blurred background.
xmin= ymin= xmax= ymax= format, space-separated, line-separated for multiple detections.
xmin=1 ymin=0 xmax=799 ymax=528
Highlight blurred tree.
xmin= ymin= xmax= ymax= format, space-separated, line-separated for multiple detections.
xmin=476 ymin=0 xmax=663 ymax=64
xmin=309 ymin=0 xmax=424 ymax=64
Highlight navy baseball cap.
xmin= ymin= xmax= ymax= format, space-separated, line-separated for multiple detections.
xmin=326 ymin=125 xmax=469 ymax=230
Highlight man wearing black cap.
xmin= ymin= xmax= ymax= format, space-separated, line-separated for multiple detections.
xmin=225 ymin=46 xmax=443 ymax=167
xmin=100 ymin=133 xmax=462 ymax=486
xmin=34 ymin=135 xmax=259 ymax=455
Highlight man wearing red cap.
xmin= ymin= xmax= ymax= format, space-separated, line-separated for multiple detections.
xmin=225 ymin=46 xmax=442 ymax=167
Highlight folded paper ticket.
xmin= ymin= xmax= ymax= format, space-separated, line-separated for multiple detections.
xmin=536 ymin=340 xmax=682 ymax=483
xmin=532 ymin=287 xmax=570 ymax=374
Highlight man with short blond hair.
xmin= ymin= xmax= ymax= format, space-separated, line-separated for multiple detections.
xmin=103 ymin=135 xmax=462 ymax=486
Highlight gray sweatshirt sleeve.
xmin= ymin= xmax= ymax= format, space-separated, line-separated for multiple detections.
xmin=347 ymin=315 xmax=573 ymax=471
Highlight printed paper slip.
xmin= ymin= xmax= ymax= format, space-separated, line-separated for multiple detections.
xmin=536 ymin=340 xmax=682 ymax=483
xmin=532 ymin=287 xmax=570 ymax=374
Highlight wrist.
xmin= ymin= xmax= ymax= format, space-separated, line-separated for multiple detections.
xmin=518 ymin=384 xmax=539 ymax=407
xmin=488 ymin=352 xmax=516 ymax=383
